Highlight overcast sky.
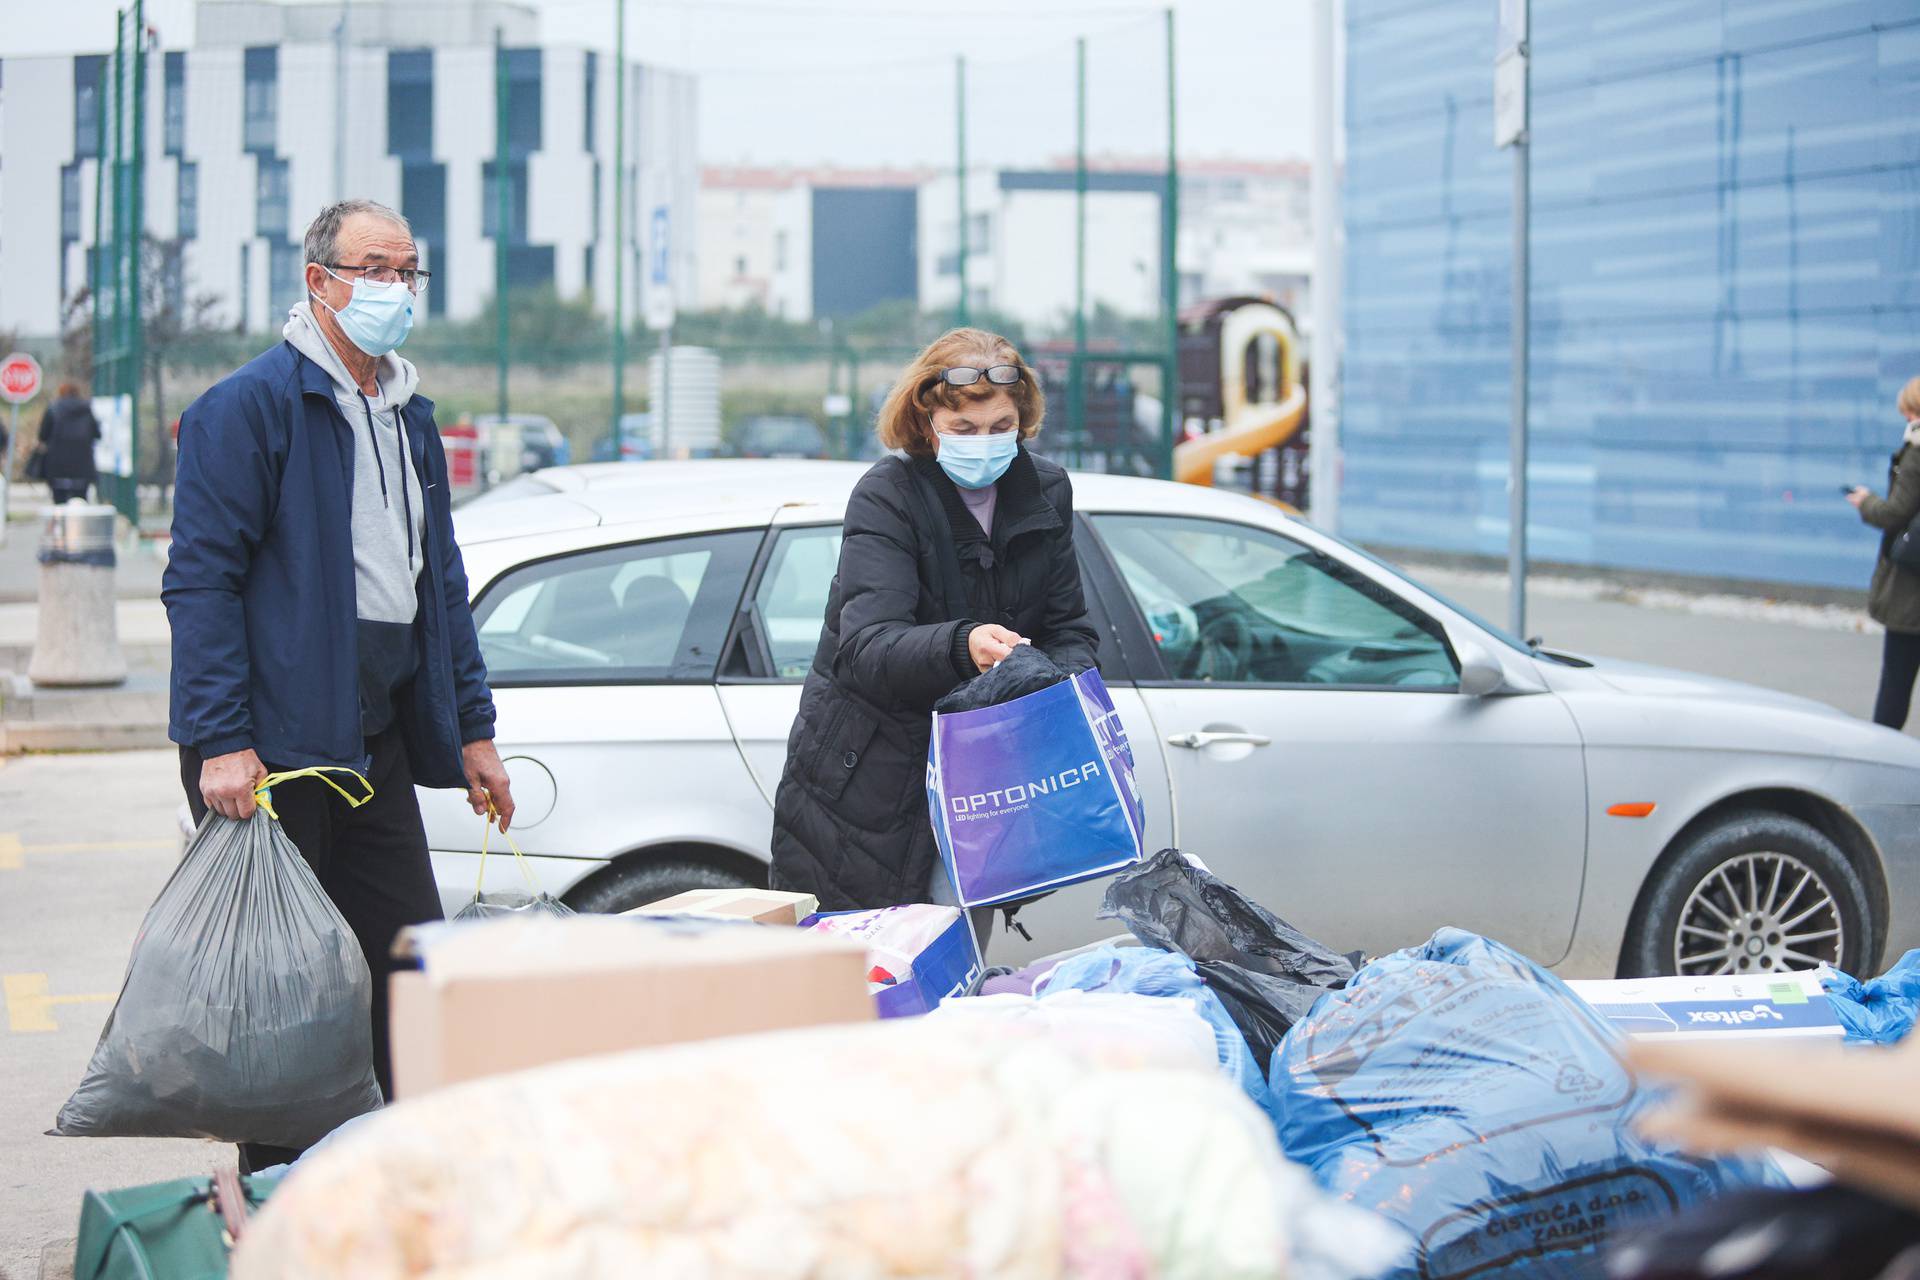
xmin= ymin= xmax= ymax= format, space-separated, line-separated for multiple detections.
xmin=6 ymin=0 xmax=1316 ymax=168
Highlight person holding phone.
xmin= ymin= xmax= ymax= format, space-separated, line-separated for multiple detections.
xmin=769 ymin=328 xmax=1099 ymax=927
xmin=1846 ymin=375 xmax=1920 ymax=728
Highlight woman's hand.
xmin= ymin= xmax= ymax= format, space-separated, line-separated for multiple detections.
xmin=968 ymin=624 xmax=1027 ymax=672
xmin=1848 ymin=487 xmax=1871 ymax=509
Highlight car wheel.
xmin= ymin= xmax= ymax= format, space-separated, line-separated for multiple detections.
xmin=564 ymin=857 xmax=756 ymax=915
xmin=1621 ymin=811 xmax=1874 ymax=978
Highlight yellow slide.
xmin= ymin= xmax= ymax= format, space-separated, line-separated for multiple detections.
xmin=1173 ymin=299 xmax=1307 ymax=488
xmin=1174 ymin=383 xmax=1307 ymax=487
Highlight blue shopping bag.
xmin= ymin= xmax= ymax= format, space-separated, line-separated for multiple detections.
xmin=926 ymin=667 xmax=1146 ymax=907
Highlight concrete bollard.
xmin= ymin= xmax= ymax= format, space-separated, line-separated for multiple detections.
xmin=27 ymin=503 xmax=129 ymax=688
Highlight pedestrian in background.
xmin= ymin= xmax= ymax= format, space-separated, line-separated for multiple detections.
xmin=1848 ymin=375 xmax=1920 ymax=729
xmin=164 ymin=199 xmax=514 ymax=1170
xmin=33 ymin=381 xmax=100 ymax=505
xmin=769 ymin=328 xmax=1100 ymax=940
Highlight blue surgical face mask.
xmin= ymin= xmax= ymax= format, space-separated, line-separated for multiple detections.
xmin=315 ymin=269 xmax=415 ymax=356
xmin=936 ymin=431 xmax=1019 ymax=489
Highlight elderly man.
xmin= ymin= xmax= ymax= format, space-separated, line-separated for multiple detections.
xmin=165 ymin=199 xmax=513 ymax=1167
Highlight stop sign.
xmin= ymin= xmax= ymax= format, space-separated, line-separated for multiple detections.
xmin=0 ymin=353 xmax=42 ymax=405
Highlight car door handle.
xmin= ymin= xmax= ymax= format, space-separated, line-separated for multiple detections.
xmin=1167 ymin=731 xmax=1272 ymax=750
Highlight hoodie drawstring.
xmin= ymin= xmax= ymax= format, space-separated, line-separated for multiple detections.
xmin=360 ymin=391 xmax=418 ymax=570
xmin=359 ymin=392 xmax=390 ymax=506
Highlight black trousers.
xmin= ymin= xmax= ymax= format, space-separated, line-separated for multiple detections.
xmin=179 ymin=726 xmax=444 ymax=1170
xmin=48 ymin=479 xmax=90 ymax=505
xmin=1874 ymin=630 xmax=1920 ymax=730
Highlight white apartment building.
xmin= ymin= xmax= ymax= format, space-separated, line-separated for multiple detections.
xmin=915 ymin=158 xmax=1312 ymax=333
xmin=0 ymin=0 xmax=697 ymax=336
xmin=697 ymin=166 xmax=929 ymax=324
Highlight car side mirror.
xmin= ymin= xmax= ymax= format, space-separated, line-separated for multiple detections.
xmin=1454 ymin=636 xmax=1507 ymax=697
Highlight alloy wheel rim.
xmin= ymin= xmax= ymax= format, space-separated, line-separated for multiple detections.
xmin=1673 ymin=851 xmax=1844 ymax=976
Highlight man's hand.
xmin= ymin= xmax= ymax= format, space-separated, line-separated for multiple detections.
xmin=1848 ymin=486 xmax=1871 ymax=509
xmin=201 ymin=748 xmax=267 ymax=821
xmin=968 ymin=624 xmax=1028 ymax=673
xmin=462 ymin=739 xmax=515 ymax=831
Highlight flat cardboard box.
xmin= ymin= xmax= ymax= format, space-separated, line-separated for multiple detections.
xmin=389 ymin=915 xmax=873 ymax=1097
xmin=1567 ymin=970 xmax=1844 ymax=1040
xmin=626 ymin=887 xmax=819 ymax=927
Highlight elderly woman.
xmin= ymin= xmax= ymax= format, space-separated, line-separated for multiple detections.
xmin=1849 ymin=375 xmax=1920 ymax=729
xmin=771 ymin=328 xmax=1099 ymax=928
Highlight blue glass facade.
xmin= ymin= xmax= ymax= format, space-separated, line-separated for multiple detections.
xmin=1341 ymin=0 xmax=1920 ymax=588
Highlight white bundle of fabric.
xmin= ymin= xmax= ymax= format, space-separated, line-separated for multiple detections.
xmin=235 ymin=1015 xmax=1398 ymax=1280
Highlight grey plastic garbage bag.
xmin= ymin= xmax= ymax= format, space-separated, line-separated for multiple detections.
xmin=54 ymin=798 xmax=383 ymax=1148
xmin=452 ymin=813 xmax=574 ymax=921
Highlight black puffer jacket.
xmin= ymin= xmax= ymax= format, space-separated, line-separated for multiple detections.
xmin=38 ymin=395 xmax=100 ymax=486
xmin=771 ymin=447 xmax=1100 ymax=911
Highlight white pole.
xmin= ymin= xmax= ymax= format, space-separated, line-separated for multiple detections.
xmin=1509 ymin=134 xmax=1530 ymax=639
xmin=0 ymin=403 xmax=17 ymax=548
xmin=1309 ymin=0 xmax=1343 ymax=534
xmin=333 ymin=0 xmax=349 ymax=200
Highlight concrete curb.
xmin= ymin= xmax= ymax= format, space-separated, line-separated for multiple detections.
xmin=0 ymin=668 xmax=171 ymax=755
xmin=0 ymin=719 xmax=172 ymax=754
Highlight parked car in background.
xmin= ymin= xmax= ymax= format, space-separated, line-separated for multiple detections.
xmin=473 ymin=413 xmax=571 ymax=475
xmin=423 ymin=460 xmax=1920 ymax=979
xmin=591 ymin=414 xmax=655 ymax=463
xmin=732 ymin=416 xmax=829 ymax=460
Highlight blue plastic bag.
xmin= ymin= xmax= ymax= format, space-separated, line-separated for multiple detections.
xmin=1270 ymin=929 xmax=1781 ymax=1280
xmin=1036 ymin=945 xmax=1276 ymax=1120
xmin=1821 ymin=948 xmax=1920 ymax=1044
xmin=927 ymin=667 xmax=1146 ymax=906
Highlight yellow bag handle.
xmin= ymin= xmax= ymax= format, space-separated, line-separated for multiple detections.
xmin=253 ymin=767 xmax=374 ymax=821
xmin=473 ymin=799 xmax=541 ymax=898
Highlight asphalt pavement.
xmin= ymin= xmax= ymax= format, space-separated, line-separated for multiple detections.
xmin=1413 ymin=562 xmax=1906 ymax=734
xmin=0 ymin=750 xmax=222 ymax=1280
xmin=0 ymin=559 xmax=1911 ymax=1278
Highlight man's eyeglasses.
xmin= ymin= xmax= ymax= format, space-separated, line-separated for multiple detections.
xmin=323 ymin=263 xmax=432 ymax=293
xmin=937 ymin=364 xmax=1021 ymax=388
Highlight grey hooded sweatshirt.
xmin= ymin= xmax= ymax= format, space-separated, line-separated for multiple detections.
xmin=283 ymin=301 xmax=428 ymax=736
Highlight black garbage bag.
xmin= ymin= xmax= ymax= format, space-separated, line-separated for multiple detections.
xmin=1606 ymin=1183 xmax=1920 ymax=1280
xmin=934 ymin=642 xmax=1065 ymax=714
xmin=1101 ymin=847 xmax=1355 ymax=984
xmin=1193 ymin=960 xmax=1330 ymax=1075
xmin=54 ymin=803 xmax=383 ymax=1148
xmin=1100 ymin=847 xmax=1356 ymax=1068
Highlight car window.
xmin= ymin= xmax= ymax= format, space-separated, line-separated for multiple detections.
xmin=754 ymin=525 xmax=842 ymax=680
xmin=474 ymin=530 xmax=759 ymax=684
xmin=1092 ymin=514 xmax=1458 ymax=689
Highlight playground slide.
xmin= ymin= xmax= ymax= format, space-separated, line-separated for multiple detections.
xmin=1173 ymin=382 xmax=1307 ymax=487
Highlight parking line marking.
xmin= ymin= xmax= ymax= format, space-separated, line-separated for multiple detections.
xmin=4 ymin=974 xmax=115 ymax=1033
xmin=0 ymin=834 xmax=173 ymax=871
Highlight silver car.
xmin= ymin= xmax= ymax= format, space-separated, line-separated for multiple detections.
xmin=428 ymin=460 xmax=1920 ymax=977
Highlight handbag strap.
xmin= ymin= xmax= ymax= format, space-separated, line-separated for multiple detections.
xmin=211 ymin=1168 xmax=254 ymax=1245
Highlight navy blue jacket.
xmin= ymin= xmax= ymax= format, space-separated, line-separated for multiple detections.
xmin=164 ymin=341 xmax=495 ymax=788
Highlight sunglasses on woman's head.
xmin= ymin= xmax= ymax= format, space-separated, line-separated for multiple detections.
xmin=938 ymin=364 xmax=1022 ymax=387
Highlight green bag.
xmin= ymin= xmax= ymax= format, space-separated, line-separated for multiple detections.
xmin=73 ymin=1171 xmax=272 ymax=1280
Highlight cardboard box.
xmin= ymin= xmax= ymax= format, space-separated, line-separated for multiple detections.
xmin=626 ymin=887 xmax=819 ymax=927
xmin=389 ymin=915 xmax=873 ymax=1097
xmin=1567 ymin=971 xmax=1844 ymax=1040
